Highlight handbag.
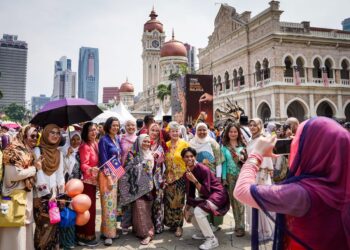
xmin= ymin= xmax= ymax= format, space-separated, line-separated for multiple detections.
xmin=59 ymin=207 xmax=76 ymax=228
xmin=0 ymin=189 xmax=27 ymax=227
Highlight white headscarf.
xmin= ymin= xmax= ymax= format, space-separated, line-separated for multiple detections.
xmin=189 ymin=122 xmax=214 ymax=155
xmin=138 ymin=134 xmax=154 ymax=163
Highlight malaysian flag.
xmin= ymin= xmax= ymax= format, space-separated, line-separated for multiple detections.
xmin=322 ymin=68 xmax=329 ymax=87
xmin=294 ymin=67 xmax=301 ymax=86
xmin=101 ymin=156 xmax=125 ymax=180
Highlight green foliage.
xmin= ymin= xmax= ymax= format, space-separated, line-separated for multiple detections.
xmin=3 ymin=103 xmax=27 ymax=122
xmin=157 ymin=84 xmax=171 ymax=102
xmin=168 ymin=63 xmax=189 ymax=81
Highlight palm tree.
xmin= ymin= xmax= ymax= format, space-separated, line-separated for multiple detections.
xmin=157 ymin=84 xmax=171 ymax=103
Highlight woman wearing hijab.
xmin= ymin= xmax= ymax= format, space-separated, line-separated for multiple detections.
xmin=234 ymin=117 xmax=350 ymax=250
xmin=189 ymin=122 xmax=223 ymax=230
xmin=221 ymin=123 xmax=247 ymax=237
xmin=98 ymin=117 xmax=123 ymax=246
xmin=0 ymin=126 xmax=39 ymax=250
xmin=123 ymin=134 xmax=155 ymax=245
xmin=164 ymin=121 xmax=189 ymax=237
xmin=76 ymin=122 xmax=99 ymax=247
xmin=149 ymin=123 xmax=167 ymax=234
xmin=246 ymin=118 xmax=274 ymax=242
xmin=62 ymin=131 xmax=82 ymax=182
xmin=119 ymin=119 xmax=137 ymax=234
xmin=33 ymin=124 xmax=65 ymax=250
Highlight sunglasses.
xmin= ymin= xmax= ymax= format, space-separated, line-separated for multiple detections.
xmin=49 ymin=131 xmax=61 ymax=136
xmin=30 ymin=134 xmax=38 ymax=139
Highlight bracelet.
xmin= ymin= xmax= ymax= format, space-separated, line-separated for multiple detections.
xmin=246 ymin=157 xmax=260 ymax=166
xmin=249 ymin=153 xmax=263 ymax=164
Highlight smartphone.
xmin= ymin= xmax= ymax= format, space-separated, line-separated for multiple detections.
xmin=273 ymin=139 xmax=292 ymax=155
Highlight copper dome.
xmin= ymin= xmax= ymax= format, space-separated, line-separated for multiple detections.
xmin=120 ymin=80 xmax=134 ymax=93
xmin=160 ymin=33 xmax=187 ymax=57
xmin=144 ymin=9 xmax=163 ymax=33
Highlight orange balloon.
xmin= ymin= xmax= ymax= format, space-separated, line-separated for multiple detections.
xmin=66 ymin=179 xmax=84 ymax=198
xmin=76 ymin=210 xmax=90 ymax=226
xmin=72 ymin=194 xmax=91 ymax=213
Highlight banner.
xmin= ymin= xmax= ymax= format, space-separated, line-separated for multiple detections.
xmin=185 ymin=74 xmax=214 ymax=128
xmin=171 ymin=76 xmax=186 ymax=125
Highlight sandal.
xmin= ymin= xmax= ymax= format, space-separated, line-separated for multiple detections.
xmin=175 ymin=227 xmax=183 ymax=237
xmin=235 ymin=228 xmax=245 ymax=237
xmin=140 ymin=236 xmax=152 ymax=245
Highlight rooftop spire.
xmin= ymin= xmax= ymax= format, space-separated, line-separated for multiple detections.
xmin=172 ymin=28 xmax=175 ymax=40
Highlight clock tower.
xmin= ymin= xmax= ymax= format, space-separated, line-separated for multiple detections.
xmin=142 ymin=8 xmax=166 ymax=92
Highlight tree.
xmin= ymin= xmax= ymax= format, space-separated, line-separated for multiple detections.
xmin=4 ymin=103 xmax=27 ymax=122
xmin=157 ymin=84 xmax=171 ymax=103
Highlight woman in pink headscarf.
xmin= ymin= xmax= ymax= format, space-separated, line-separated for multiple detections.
xmin=234 ymin=117 xmax=350 ymax=250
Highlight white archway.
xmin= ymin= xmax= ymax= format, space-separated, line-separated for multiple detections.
xmin=295 ymin=54 xmax=308 ymax=67
xmin=311 ymin=55 xmax=323 ymax=68
xmin=315 ymin=98 xmax=338 ymax=117
xmin=323 ymin=56 xmax=336 ymax=69
xmin=339 ymin=57 xmax=350 ymax=69
xmin=256 ymin=100 xmax=272 ymax=122
xmin=282 ymin=53 xmax=294 ymax=66
xmin=285 ymin=97 xmax=310 ymax=121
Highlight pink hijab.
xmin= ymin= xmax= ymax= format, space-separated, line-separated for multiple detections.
xmin=289 ymin=117 xmax=350 ymax=248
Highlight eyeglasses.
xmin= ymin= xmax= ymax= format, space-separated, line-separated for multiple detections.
xmin=30 ymin=134 xmax=38 ymax=139
xmin=49 ymin=131 xmax=60 ymax=136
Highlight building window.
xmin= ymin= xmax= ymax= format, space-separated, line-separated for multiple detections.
xmin=313 ymin=58 xmax=322 ymax=78
xmin=238 ymin=67 xmax=244 ymax=85
xmin=296 ymin=57 xmax=305 ymax=77
xmin=284 ymin=56 xmax=293 ymax=77
xmin=324 ymin=59 xmax=333 ymax=78
xmin=255 ymin=61 xmax=262 ymax=82
xmin=263 ymin=58 xmax=270 ymax=79
xmin=224 ymin=71 xmax=230 ymax=89
xmin=218 ymin=75 xmax=222 ymax=91
xmin=233 ymin=69 xmax=238 ymax=86
xmin=341 ymin=59 xmax=350 ymax=79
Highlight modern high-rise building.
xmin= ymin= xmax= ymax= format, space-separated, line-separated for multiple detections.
xmin=0 ymin=34 xmax=28 ymax=107
xmin=52 ymin=56 xmax=76 ymax=100
xmin=31 ymin=94 xmax=50 ymax=114
xmin=184 ymin=43 xmax=197 ymax=73
xmin=342 ymin=18 xmax=350 ymax=31
xmin=78 ymin=47 xmax=99 ymax=104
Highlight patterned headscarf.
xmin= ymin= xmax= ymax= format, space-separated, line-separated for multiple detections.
xmin=3 ymin=125 xmax=37 ymax=169
xmin=39 ymin=124 xmax=61 ymax=176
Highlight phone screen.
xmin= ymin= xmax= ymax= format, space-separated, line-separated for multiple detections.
xmin=273 ymin=139 xmax=292 ymax=155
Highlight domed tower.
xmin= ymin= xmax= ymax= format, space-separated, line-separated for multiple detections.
xmin=119 ymin=78 xmax=135 ymax=109
xmin=142 ymin=7 xmax=166 ymax=92
xmin=159 ymin=30 xmax=188 ymax=83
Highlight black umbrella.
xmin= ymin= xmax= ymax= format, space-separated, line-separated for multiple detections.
xmin=30 ymin=98 xmax=103 ymax=127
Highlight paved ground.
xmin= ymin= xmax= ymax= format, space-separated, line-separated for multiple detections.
xmin=76 ymin=198 xmax=272 ymax=250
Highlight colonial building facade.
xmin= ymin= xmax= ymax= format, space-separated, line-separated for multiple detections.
xmin=198 ymin=1 xmax=350 ymax=122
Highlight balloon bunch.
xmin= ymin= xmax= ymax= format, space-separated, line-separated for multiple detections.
xmin=65 ymin=179 xmax=92 ymax=226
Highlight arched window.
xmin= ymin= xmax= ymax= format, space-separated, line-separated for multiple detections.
xmin=284 ymin=56 xmax=293 ymax=77
xmin=233 ymin=69 xmax=238 ymax=87
xmin=296 ymin=57 xmax=305 ymax=77
xmin=218 ymin=75 xmax=222 ymax=91
xmin=224 ymin=71 xmax=230 ymax=89
xmin=324 ymin=59 xmax=333 ymax=78
xmin=255 ymin=61 xmax=262 ymax=82
xmin=341 ymin=59 xmax=350 ymax=80
xmin=238 ymin=67 xmax=245 ymax=85
xmin=313 ymin=58 xmax=322 ymax=78
xmin=213 ymin=76 xmax=217 ymax=92
xmin=263 ymin=58 xmax=270 ymax=79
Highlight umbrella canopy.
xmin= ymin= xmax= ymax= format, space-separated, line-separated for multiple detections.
xmin=0 ymin=121 xmax=21 ymax=129
xmin=92 ymin=110 xmax=120 ymax=124
xmin=30 ymin=98 xmax=102 ymax=127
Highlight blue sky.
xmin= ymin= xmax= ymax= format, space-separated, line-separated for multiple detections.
xmin=1 ymin=0 xmax=349 ymax=104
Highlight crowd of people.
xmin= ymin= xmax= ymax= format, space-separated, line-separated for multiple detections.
xmin=0 ymin=113 xmax=349 ymax=250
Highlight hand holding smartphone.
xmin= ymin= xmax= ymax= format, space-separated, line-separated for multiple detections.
xmin=273 ymin=139 xmax=292 ymax=155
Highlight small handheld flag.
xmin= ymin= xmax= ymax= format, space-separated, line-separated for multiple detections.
xmin=101 ymin=156 xmax=125 ymax=180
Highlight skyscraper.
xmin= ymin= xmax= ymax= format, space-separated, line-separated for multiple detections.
xmin=52 ymin=56 xmax=76 ymax=100
xmin=31 ymin=94 xmax=50 ymax=114
xmin=184 ymin=43 xmax=197 ymax=73
xmin=78 ymin=47 xmax=99 ymax=103
xmin=342 ymin=18 xmax=350 ymax=31
xmin=0 ymin=34 xmax=27 ymax=107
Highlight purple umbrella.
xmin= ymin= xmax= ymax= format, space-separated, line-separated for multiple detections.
xmin=30 ymin=98 xmax=103 ymax=127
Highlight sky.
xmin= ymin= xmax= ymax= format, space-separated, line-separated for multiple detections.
xmin=1 ymin=0 xmax=349 ymax=105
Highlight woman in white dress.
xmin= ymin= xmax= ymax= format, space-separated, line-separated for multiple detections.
xmin=246 ymin=118 xmax=274 ymax=242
